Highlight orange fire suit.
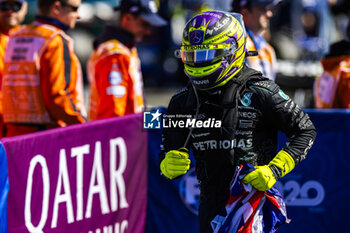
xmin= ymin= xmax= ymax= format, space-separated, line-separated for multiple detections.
xmin=314 ymin=55 xmax=350 ymax=108
xmin=246 ymin=29 xmax=276 ymax=80
xmin=2 ymin=18 xmax=86 ymax=136
xmin=87 ymin=26 xmax=144 ymax=120
xmin=0 ymin=32 xmax=9 ymax=137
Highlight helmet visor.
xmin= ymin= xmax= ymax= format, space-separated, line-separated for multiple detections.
xmin=175 ymin=43 xmax=237 ymax=65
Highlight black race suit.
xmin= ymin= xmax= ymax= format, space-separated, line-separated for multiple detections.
xmin=159 ymin=67 xmax=316 ymax=233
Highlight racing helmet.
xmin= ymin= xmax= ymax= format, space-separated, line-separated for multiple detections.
xmin=176 ymin=11 xmax=247 ymax=90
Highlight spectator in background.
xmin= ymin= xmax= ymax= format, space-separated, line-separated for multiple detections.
xmin=0 ymin=0 xmax=27 ymax=137
xmin=231 ymin=0 xmax=280 ymax=80
xmin=87 ymin=0 xmax=167 ymax=120
xmin=296 ymin=0 xmax=334 ymax=60
xmin=314 ymin=20 xmax=350 ymax=108
xmin=2 ymin=0 xmax=86 ymax=137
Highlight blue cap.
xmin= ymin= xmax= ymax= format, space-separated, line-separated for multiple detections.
xmin=114 ymin=0 xmax=167 ymax=27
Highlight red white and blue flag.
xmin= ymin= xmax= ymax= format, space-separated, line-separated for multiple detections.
xmin=211 ymin=163 xmax=290 ymax=233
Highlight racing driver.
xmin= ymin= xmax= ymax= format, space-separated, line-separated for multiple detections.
xmin=159 ymin=10 xmax=316 ymax=233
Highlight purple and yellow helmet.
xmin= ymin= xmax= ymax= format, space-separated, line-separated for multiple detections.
xmin=176 ymin=11 xmax=247 ymax=90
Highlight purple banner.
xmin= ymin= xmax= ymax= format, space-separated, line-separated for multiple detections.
xmin=2 ymin=114 xmax=147 ymax=233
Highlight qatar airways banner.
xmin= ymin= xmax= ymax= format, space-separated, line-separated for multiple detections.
xmin=1 ymin=114 xmax=147 ymax=233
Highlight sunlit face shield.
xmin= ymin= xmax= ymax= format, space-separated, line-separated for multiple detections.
xmin=175 ymin=43 xmax=238 ymax=66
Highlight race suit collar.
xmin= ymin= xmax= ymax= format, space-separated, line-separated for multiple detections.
xmin=188 ymin=66 xmax=263 ymax=107
xmin=93 ymin=25 xmax=136 ymax=49
xmin=35 ymin=15 xmax=70 ymax=31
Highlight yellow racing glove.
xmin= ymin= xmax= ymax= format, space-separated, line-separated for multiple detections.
xmin=242 ymin=150 xmax=295 ymax=191
xmin=160 ymin=148 xmax=191 ymax=180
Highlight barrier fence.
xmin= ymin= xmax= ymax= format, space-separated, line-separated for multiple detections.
xmin=0 ymin=114 xmax=147 ymax=233
xmin=0 ymin=109 xmax=350 ymax=232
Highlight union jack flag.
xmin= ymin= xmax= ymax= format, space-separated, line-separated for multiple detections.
xmin=211 ymin=163 xmax=290 ymax=233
